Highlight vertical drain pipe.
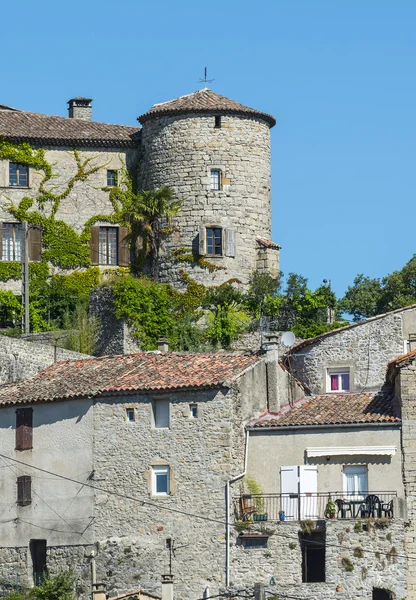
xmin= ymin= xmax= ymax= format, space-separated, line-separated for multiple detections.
xmin=226 ymin=429 xmax=249 ymax=587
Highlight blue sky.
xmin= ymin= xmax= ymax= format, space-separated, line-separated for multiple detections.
xmin=3 ymin=0 xmax=415 ymax=297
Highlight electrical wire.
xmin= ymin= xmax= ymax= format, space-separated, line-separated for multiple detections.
xmin=0 ymin=452 xmax=412 ymax=563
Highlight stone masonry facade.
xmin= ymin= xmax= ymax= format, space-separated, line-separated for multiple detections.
xmin=139 ymin=113 xmax=275 ymax=287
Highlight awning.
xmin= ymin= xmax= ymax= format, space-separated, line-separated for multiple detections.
xmin=306 ymin=446 xmax=396 ymax=458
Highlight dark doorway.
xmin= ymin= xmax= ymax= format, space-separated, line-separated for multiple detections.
xmin=373 ymin=589 xmax=395 ymax=600
xmin=30 ymin=539 xmax=47 ymax=585
xmin=300 ymin=530 xmax=325 ymax=582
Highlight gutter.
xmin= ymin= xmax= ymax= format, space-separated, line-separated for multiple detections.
xmin=225 ymin=429 xmax=249 ymax=587
xmin=246 ymin=421 xmax=401 ymax=432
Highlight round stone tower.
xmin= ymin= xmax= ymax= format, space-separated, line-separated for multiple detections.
xmin=138 ymin=88 xmax=280 ymax=287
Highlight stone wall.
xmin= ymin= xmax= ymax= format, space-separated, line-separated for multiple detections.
xmin=0 ymin=334 xmax=88 ymax=384
xmin=139 ymin=113 xmax=274 ymax=287
xmin=230 ymin=519 xmax=406 ymax=600
xmin=287 ymin=311 xmax=411 ymax=394
xmin=396 ymin=360 xmax=416 ymax=598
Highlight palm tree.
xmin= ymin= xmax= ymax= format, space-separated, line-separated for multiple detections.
xmin=120 ymin=186 xmax=182 ymax=281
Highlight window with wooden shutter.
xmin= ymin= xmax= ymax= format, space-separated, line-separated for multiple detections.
xmin=28 ymin=226 xmax=42 ymax=262
xmin=199 ymin=226 xmax=206 ymax=255
xmin=225 ymin=228 xmax=236 ymax=257
xmin=118 ymin=226 xmax=130 ymax=266
xmin=89 ymin=226 xmax=100 ymax=265
xmin=17 ymin=475 xmax=31 ymax=506
xmin=16 ymin=408 xmax=33 ymax=450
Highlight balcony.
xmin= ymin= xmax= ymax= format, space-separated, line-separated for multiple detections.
xmin=235 ymin=492 xmax=398 ymax=522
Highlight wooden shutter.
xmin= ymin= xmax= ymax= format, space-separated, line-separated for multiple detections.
xmin=89 ymin=226 xmax=100 ymax=265
xmin=225 ymin=228 xmax=236 ymax=257
xmin=28 ymin=226 xmax=42 ymax=262
xmin=17 ymin=475 xmax=31 ymax=506
xmin=198 ymin=226 xmax=206 ymax=256
xmin=16 ymin=408 xmax=33 ymax=450
xmin=0 ymin=221 xmax=3 ymax=259
xmin=118 ymin=226 xmax=130 ymax=267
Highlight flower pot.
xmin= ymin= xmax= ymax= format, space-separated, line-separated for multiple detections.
xmin=279 ymin=512 xmax=285 ymax=522
xmin=253 ymin=513 xmax=268 ymax=522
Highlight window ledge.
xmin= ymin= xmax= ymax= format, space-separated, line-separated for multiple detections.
xmin=0 ymin=186 xmax=32 ymax=190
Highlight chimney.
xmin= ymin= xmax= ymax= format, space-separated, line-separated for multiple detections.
xmin=68 ymin=97 xmax=92 ymax=121
xmin=92 ymin=583 xmax=106 ymax=600
xmin=409 ymin=333 xmax=416 ymax=352
xmin=161 ymin=574 xmax=174 ymax=600
xmin=158 ymin=337 xmax=169 ymax=352
xmin=263 ymin=333 xmax=280 ymax=413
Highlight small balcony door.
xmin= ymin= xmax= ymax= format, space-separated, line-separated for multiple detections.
xmin=280 ymin=465 xmax=318 ymax=520
xmin=343 ymin=465 xmax=368 ymax=499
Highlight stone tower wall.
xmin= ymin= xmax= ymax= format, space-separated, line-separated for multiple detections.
xmin=139 ymin=112 xmax=273 ymax=287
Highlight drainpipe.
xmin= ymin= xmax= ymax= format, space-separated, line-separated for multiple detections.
xmin=225 ymin=429 xmax=249 ymax=587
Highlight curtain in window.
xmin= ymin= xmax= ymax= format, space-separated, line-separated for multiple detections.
xmin=331 ymin=374 xmax=339 ymax=391
xmin=2 ymin=224 xmax=22 ymax=261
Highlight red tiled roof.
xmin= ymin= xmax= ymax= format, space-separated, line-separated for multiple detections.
xmin=287 ymin=304 xmax=416 ymax=355
xmin=248 ymin=392 xmax=400 ymax=428
xmin=0 ymin=109 xmax=140 ymax=148
xmin=0 ymin=352 xmax=261 ymax=407
xmin=256 ymin=238 xmax=281 ymax=250
xmin=386 ymin=348 xmax=416 ymax=382
xmin=138 ymin=88 xmax=276 ymax=127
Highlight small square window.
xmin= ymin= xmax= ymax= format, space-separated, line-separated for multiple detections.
xmin=9 ymin=163 xmax=28 ymax=187
xmin=206 ymin=228 xmax=222 ymax=256
xmin=152 ymin=465 xmax=170 ymax=496
xmin=189 ymin=404 xmax=198 ymax=418
xmin=107 ymin=170 xmax=118 ymax=187
xmin=210 ymin=169 xmax=221 ymax=191
xmin=126 ymin=408 xmax=135 ymax=422
xmin=214 ymin=116 xmax=221 ymax=129
xmin=327 ymin=368 xmax=350 ymax=392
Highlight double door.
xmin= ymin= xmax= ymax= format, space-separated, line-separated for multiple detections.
xmin=280 ymin=465 xmax=318 ymax=520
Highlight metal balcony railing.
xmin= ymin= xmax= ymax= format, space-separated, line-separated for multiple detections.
xmin=235 ymin=491 xmax=398 ymax=522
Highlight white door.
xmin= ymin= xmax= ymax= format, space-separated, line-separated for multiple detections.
xmin=299 ymin=466 xmax=318 ymax=519
xmin=280 ymin=466 xmax=298 ymax=521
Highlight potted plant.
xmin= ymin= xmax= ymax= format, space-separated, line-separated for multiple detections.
xmin=279 ymin=511 xmax=285 ymax=522
xmin=325 ymin=497 xmax=336 ymax=519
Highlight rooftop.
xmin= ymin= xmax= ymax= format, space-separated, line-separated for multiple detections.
xmin=287 ymin=304 xmax=416 ymax=355
xmin=248 ymin=391 xmax=400 ymax=428
xmin=138 ymin=88 xmax=276 ymax=127
xmin=0 ymin=107 xmax=140 ymax=148
xmin=0 ymin=351 xmax=261 ymax=407
xmin=386 ymin=348 xmax=416 ymax=382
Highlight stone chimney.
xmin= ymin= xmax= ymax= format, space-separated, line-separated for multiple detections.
xmin=263 ymin=333 xmax=280 ymax=413
xmin=158 ymin=337 xmax=169 ymax=352
xmin=67 ymin=97 xmax=92 ymax=121
xmin=92 ymin=583 xmax=106 ymax=600
xmin=161 ymin=574 xmax=174 ymax=600
xmin=409 ymin=333 xmax=416 ymax=352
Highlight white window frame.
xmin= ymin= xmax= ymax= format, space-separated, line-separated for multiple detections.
xmin=126 ymin=408 xmax=135 ymax=422
xmin=152 ymin=465 xmax=170 ymax=496
xmin=343 ymin=465 xmax=368 ymax=498
xmin=326 ymin=368 xmax=350 ymax=392
xmin=153 ymin=399 xmax=170 ymax=429
xmin=2 ymin=223 xmax=23 ymax=262
xmin=189 ymin=403 xmax=198 ymax=418
xmin=210 ymin=169 xmax=222 ymax=191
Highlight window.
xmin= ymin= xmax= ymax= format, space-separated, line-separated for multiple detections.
xmin=238 ymin=536 xmax=268 ymax=549
xmin=327 ymin=368 xmax=350 ymax=392
xmin=152 ymin=465 xmax=170 ymax=496
xmin=17 ymin=475 xmax=31 ymax=506
xmin=153 ymin=399 xmax=170 ymax=428
xmin=2 ymin=223 xmax=23 ymax=262
xmin=126 ymin=408 xmax=135 ymax=422
xmin=99 ymin=227 xmax=118 ymax=265
xmin=16 ymin=408 xmax=33 ymax=451
xmin=189 ymin=404 xmax=198 ymax=418
xmin=301 ymin=530 xmax=325 ymax=582
xmin=30 ymin=540 xmax=47 ymax=586
xmin=107 ymin=170 xmax=118 ymax=187
xmin=210 ymin=169 xmax=221 ymax=190
xmin=214 ymin=116 xmax=221 ymax=128
xmin=206 ymin=228 xmax=222 ymax=256
xmin=9 ymin=163 xmax=28 ymax=187
xmin=343 ymin=466 xmax=368 ymax=498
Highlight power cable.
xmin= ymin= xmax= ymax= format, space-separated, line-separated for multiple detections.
xmin=0 ymin=452 xmax=412 ymax=562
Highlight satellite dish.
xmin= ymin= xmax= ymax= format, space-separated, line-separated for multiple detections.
xmin=281 ymin=331 xmax=295 ymax=348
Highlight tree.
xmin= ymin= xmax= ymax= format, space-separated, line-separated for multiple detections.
xmin=245 ymin=271 xmax=281 ymax=317
xmin=120 ymin=186 xmax=182 ymax=281
xmin=338 ymin=274 xmax=382 ymax=321
xmin=204 ymin=283 xmax=250 ymax=348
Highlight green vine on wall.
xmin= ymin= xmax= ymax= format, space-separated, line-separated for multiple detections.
xmin=171 ymin=247 xmax=225 ymax=273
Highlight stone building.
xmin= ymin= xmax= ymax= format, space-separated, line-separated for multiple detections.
xmin=0 ymin=349 xmax=301 ymax=600
xmin=285 ymin=304 xmax=416 ymax=395
xmin=0 ymin=89 xmax=279 ymax=290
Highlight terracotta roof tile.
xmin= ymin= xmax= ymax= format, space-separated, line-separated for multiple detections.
xmin=0 ymin=352 xmax=260 ymax=407
xmin=256 ymin=238 xmax=281 ymax=250
xmin=0 ymin=109 xmax=140 ymax=148
xmin=386 ymin=348 xmax=416 ymax=382
xmin=248 ymin=392 xmax=399 ymax=428
xmin=138 ymin=88 xmax=276 ymax=127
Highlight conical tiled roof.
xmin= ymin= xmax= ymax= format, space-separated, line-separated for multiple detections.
xmin=138 ymin=88 xmax=276 ymax=127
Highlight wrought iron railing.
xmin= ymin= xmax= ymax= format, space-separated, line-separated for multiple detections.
xmin=235 ymin=491 xmax=398 ymax=522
